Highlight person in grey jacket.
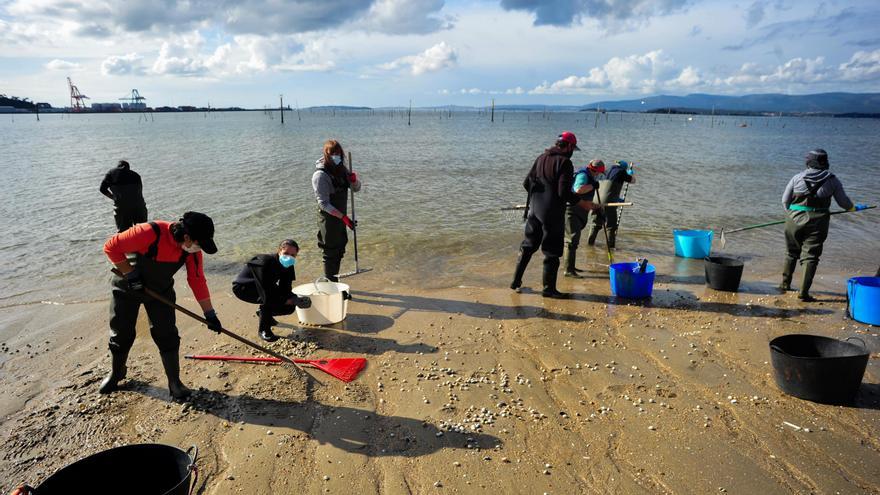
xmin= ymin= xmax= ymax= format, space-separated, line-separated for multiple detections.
xmin=311 ymin=139 xmax=361 ymax=281
xmin=780 ymin=149 xmax=867 ymax=301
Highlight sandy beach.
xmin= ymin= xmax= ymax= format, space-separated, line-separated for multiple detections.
xmin=1 ymin=246 xmax=878 ymax=495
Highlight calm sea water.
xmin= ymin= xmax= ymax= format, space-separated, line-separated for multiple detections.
xmin=1 ymin=110 xmax=878 ymax=307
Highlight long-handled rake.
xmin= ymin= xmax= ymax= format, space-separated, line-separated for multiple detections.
xmin=338 ymin=151 xmax=372 ymax=279
xmin=719 ymin=206 xmax=876 ymax=248
xmin=185 ymin=355 xmax=367 ymax=382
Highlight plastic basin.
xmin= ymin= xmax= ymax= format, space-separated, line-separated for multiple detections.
xmin=704 ymin=256 xmax=744 ymax=292
xmin=673 ymin=229 xmax=713 ymax=258
xmin=769 ymin=334 xmax=868 ymax=404
xmin=26 ymin=444 xmax=197 ymax=495
xmin=292 ymin=278 xmax=351 ymax=325
xmin=609 ymin=262 xmax=655 ymax=299
xmin=847 ymin=276 xmax=880 ymax=326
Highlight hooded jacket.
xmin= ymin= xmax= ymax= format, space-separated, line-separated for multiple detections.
xmin=782 ymin=168 xmax=853 ymax=211
xmin=311 ymin=157 xmax=361 ymax=218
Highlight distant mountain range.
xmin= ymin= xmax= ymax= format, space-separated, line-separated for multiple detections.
xmin=414 ymin=93 xmax=880 ymax=115
xmin=584 ymin=93 xmax=880 ymax=114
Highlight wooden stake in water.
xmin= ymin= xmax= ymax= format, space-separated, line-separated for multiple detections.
xmin=491 ymin=98 xmax=495 ymax=123
xmin=408 ymin=99 xmax=412 ymax=126
xmin=280 ymin=94 xmax=284 ymax=124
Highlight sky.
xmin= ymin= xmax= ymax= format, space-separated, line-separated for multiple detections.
xmin=1 ymin=0 xmax=879 ymax=108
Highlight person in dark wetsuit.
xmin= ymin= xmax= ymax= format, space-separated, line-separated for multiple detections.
xmin=101 ymin=212 xmax=223 ymax=399
xmin=100 ymin=160 xmax=148 ymax=232
xmin=780 ymin=149 xmax=867 ymax=301
xmin=311 ymin=140 xmax=361 ymax=282
xmin=562 ymin=159 xmax=602 ymax=277
xmin=233 ymin=239 xmax=312 ymax=342
xmin=587 ymin=160 xmax=635 ymax=248
xmin=511 ymin=132 xmax=601 ymax=298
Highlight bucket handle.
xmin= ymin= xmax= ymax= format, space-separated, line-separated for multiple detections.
xmin=844 ymin=336 xmax=867 ymax=350
xmin=313 ymin=277 xmax=332 ymax=295
xmin=342 ymin=290 xmax=352 ymax=301
xmin=186 ymin=445 xmax=199 ymax=495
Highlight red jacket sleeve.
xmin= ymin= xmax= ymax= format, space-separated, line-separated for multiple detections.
xmin=185 ymin=252 xmax=211 ymax=302
xmin=103 ymin=223 xmax=156 ymax=263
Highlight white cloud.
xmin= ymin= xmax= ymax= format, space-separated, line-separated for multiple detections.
xmin=101 ymin=53 xmax=145 ymax=76
xmin=673 ymin=66 xmax=702 ymax=87
xmin=532 ymin=50 xmax=676 ymax=94
xmin=45 ymin=59 xmax=81 ymax=71
xmin=506 ymin=86 xmax=525 ymax=95
xmin=838 ymin=49 xmax=880 ymax=82
xmin=361 ymin=0 xmax=453 ymax=34
xmin=380 ymin=41 xmax=457 ymax=75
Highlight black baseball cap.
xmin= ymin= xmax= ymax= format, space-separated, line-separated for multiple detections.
xmin=181 ymin=211 xmax=217 ymax=254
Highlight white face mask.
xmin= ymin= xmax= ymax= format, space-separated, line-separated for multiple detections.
xmin=330 ymin=155 xmax=342 ymax=165
xmin=182 ymin=242 xmax=201 ymax=254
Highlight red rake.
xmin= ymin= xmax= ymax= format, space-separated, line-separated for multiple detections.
xmin=185 ymin=355 xmax=367 ymax=383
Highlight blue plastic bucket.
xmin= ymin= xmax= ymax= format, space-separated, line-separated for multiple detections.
xmin=847 ymin=276 xmax=880 ymax=326
xmin=673 ymin=229 xmax=713 ymax=258
xmin=609 ymin=262 xmax=656 ymax=299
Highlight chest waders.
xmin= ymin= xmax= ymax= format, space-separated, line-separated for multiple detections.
xmin=588 ymin=180 xmax=624 ymax=248
xmin=781 ymin=178 xmax=832 ymax=300
xmin=317 ymin=169 xmax=350 ymax=282
xmin=110 ymin=182 xmax=148 ymax=232
xmin=101 ymin=222 xmax=192 ymax=399
xmin=563 ymin=189 xmax=593 ymax=277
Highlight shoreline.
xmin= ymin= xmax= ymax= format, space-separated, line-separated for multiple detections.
xmin=1 ymin=246 xmax=878 ymax=493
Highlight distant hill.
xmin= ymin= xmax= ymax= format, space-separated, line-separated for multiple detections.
xmin=305 ymin=105 xmax=372 ymax=111
xmin=585 ymin=93 xmax=880 ymax=114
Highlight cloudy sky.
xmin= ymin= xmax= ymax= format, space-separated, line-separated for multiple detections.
xmin=1 ymin=0 xmax=879 ymax=108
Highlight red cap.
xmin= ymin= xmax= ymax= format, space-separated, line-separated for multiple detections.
xmin=557 ymin=131 xmax=580 ymax=150
xmin=588 ymin=159 xmax=605 ymax=174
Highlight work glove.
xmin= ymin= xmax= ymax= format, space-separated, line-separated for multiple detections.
xmin=295 ymin=296 xmax=312 ymax=309
xmin=125 ymin=269 xmax=144 ymax=292
xmin=348 ymin=172 xmax=358 ymax=184
xmin=341 ymin=215 xmax=357 ymax=230
xmin=204 ymin=309 xmax=222 ymax=333
xmin=853 ymin=203 xmax=869 ymax=211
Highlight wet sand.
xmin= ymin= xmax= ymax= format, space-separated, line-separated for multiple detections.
xmin=1 ymin=246 xmax=879 ymax=494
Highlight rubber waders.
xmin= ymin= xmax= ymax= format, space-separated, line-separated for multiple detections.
xmin=160 ymin=351 xmax=191 ymax=400
xmin=98 ymin=350 xmax=129 ymax=394
xmin=780 ymin=257 xmax=797 ymax=291
xmin=511 ymin=249 xmax=532 ymax=291
xmin=798 ymin=262 xmax=819 ymax=302
xmin=542 ymin=256 xmax=569 ymax=299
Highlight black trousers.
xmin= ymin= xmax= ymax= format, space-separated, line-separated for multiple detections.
xmin=109 ymin=286 xmax=179 ymax=354
xmin=521 ymin=214 xmax=564 ymax=258
xmin=232 ymin=283 xmax=296 ymax=318
xmin=114 ymin=205 xmax=148 ymax=232
xmin=318 ymin=212 xmax=348 ymax=279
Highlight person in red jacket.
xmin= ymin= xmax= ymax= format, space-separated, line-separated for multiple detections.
xmin=100 ymin=211 xmax=222 ymax=399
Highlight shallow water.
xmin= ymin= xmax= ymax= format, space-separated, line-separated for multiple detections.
xmin=1 ymin=110 xmax=878 ymax=309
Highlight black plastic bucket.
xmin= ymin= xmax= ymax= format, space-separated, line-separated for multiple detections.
xmin=769 ymin=334 xmax=869 ymax=404
xmin=704 ymin=256 xmax=744 ymax=292
xmin=22 ymin=444 xmax=197 ymax=495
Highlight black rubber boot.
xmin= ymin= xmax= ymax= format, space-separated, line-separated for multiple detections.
xmin=798 ymin=262 xmax=818 ymax=302
xmin=256 ymin=309 xmax=278 ymax=327
xmin=258 ymin=313 xmax=279 ymax=342
xmin=323 ymin=258 xmax=341 ymax=283
xmin=607 ymin=228 xmax=618 ymax=249
xmin=510 ymin=249 xmax=533 ymax=292
xmin=98 ymin=350 xmax=128 ymax=394
xmin=587 ymin=227 xmax=600 ymax=246
xmin=542 ymin=256 xmax=569 ymax=299
xmin=779 ymin=257 xmax=797 ymax=291
xmin=159 ymin=351 xmax=191 ymax=400
xmin=563 ymin=247 xmax=582 ymax=278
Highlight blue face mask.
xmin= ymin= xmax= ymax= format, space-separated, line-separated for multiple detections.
xmin=330 ymin=155 xmax=342 ymax=165
xmin=279 ymin=254 xmax=296 ymax=268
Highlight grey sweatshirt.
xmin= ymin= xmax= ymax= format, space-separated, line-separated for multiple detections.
xmin=311 ymin=157 xmax=361 ymax=218
xmin=782 ymin=168 xmax=853 ymax=210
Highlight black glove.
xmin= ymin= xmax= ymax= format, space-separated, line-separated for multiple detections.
xmin=204 ymin=309 xmax=222 ymax=333
xmin=295 ymin=296 xmax=312 ymax=309
xmin=125 ymin=269 xmax=144 ymax=292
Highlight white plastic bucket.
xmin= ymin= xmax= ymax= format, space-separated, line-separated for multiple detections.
xmin=292 ymin=278 xmax=351 ymax=325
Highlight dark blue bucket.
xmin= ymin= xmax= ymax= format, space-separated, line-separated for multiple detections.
xmin=609 ymin=262 xmax=655 ymax=299
xmin=847 ymin=276 xmax=880 ymax=326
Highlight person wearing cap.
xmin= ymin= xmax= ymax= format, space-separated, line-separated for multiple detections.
xmin=312 ymin=139 xmax=361 ymax=282
xmin=587 ymin=160 xmax=635 ymax=248
xmin=562 ymin=159 xmax=603 ymax=277
xmin=99 ymin=211 xmax=222 ymax=399
xmin=232 ymin=239 xmax=312 ymax=342
xmin=781 ymin=149 xmax=867 ymax=301
xmin=100 ymin=160 xmax=148 ymax=232
xmin=511 ymin=131 xmax=600 ymax=298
